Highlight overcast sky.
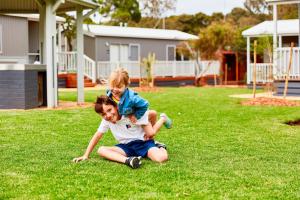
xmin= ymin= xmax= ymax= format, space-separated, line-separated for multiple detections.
xmin=166 ymin=0 xmax=245 ymax=16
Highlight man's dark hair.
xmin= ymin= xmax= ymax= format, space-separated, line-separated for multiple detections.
xmin=95 ymin=95 xmax=117 ymax=115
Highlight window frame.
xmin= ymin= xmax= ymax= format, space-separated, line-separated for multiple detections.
xmin=129 ymin=43 xmax=140 ymax=61
xmin=166 ymin=44 xmax=176 ymax=61
xmin=0 ymin=25 xmax=2 ymax=54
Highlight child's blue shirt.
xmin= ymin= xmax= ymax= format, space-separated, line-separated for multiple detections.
xmin=106 ymin=88 xmax=148 ymax=119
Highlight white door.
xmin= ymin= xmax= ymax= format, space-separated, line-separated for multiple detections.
xmin=109 ymin=45 xmax=119 ymax=62
xmin=109 ymin=44 xmax=129 ymax=62
xmin=120 ymin=45 xmax=129 ymax=62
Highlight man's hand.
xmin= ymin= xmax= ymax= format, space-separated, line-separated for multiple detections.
xmin=72 ymin=155 xmax=88 ymax=163
xmin=128 ymin=114 xmax=137 ymax=124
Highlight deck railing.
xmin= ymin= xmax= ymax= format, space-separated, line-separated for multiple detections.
xmin=57 ymin=51 xmax=220 ymax=82
xmin=57 ymin=52 xmax=96 ymax=83
xmin=249 ymin=63 xmax=273 ymax=83
xmin=247 ymin=48 xmax=300 ymax=83
xmin=96 ymin=60 xmax=220 ymax=80
xmin=276 ymin=47 xmax=300 ymax=80
xmin=96 ymin=60 xmax=198 ymax=79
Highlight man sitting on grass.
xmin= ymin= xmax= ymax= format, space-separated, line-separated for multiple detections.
xmin=73 ymin=95 xmax=168 ymax=169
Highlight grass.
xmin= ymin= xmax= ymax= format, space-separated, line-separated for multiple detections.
xmin=1 ymin=87 xmax=300 ymax=199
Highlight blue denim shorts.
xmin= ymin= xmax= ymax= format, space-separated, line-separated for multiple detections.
xmin=116 ymin=140 xmax=156 ymax=158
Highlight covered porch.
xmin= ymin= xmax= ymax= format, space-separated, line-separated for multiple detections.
xmin=242 ymin=0 xmax=300 ymax=84
xmin=0 ymin=0 xmax=99 ymax=109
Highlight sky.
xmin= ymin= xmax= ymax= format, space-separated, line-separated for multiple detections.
xmin=166 ymin=0 xmax=245 ymax=16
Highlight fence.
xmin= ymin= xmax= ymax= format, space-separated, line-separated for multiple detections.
xmin=249 ymin=63 xmax=273 ymax=83
xmin=57 ymin=51 xmax=221 ymax=82
xmin=276 ymin=47 xmax=300 ymax=80
xmin=57 ymin=52 xmax=96 ymax=83
xmin=96 ymin=60 xmax=196 ymax=79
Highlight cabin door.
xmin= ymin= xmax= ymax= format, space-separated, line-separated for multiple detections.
xmin=110 ymin=44 xmax=129 ymax=62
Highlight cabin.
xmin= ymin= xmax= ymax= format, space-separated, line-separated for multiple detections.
xmin=0 ymin=0 xmax=99 ymax=109
xmin=58 ymin=25 xmax=199 ymax=87
xmin=242 ymin=0 xmax=300 ymax=96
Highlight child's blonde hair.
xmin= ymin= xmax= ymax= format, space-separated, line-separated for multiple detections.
xmin=109 ymin=68 xmax=130 ymax=88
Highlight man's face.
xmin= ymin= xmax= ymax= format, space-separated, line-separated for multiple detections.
xmin=101 ymin=104 xmax=120 ymax=123
xmin=111 ymin=85 xmax=126 ymax=99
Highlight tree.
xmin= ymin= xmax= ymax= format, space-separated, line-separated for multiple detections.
xmin=194 ymin=22 xmax=239 ymax=59
xmin=96 ymin=0 xmax=141 ymax=25
xmin=278 ymin=4 xmax=299 ymax=19
xmin=140 ymin=0 xmax=176 ymax=18
xmin=244 ymin=0 xmax=269 ymax=15
xmin=60 ymin=14 xmax=76 ymax=51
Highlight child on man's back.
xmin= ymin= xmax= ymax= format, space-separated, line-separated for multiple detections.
xmin=107 ymin=68 xmax=172 ymax=140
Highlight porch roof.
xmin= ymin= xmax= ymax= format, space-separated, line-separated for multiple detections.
xmin=4 ymin=14 xmax=65 ymax=22
xmin=0 ymin=0 xmax=98 ymax=13
xmin=242 ymin=19 xmax=299 ymax=37
xmin=83 ymin=25 xmax=199 ymax=40
xmin=266 ymin=0 xmax=300 ymax=5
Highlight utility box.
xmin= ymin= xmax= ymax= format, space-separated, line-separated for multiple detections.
xmin=0 ymin=64 xmax=47 ymax=109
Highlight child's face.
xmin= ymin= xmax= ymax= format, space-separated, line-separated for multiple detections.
xmin=111 ymin=85 xmax=126 ymax=98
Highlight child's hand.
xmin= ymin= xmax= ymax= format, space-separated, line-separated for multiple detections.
xmin=144 ymin=132 xmax=155 ymax=140
xmin=72 ymin=155 xmax=88 ymax=163
xmin=128 ymin=114 xmax=137 ymax=124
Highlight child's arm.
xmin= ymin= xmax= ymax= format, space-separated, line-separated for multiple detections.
xmin=73 ymin=131 xmax=103 ymax=163
xmin=131 ymin=94 xmax=149 ymax=120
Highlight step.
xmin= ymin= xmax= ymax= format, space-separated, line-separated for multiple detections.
xmin=274 ymin=80 xmax=300 ymax=96
xmin=276 ymin=88 xmax=300 ymax=95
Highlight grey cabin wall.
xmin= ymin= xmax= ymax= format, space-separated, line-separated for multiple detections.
xmin=28 ymin=21 xmax=39 ymax=54
xmin=84 ymin=35 xmax=96 ymax=60
xmin=0 ymin=15 xmax=28 ymax=63
xmin=95 ymin=36 xmax=179 ymax=62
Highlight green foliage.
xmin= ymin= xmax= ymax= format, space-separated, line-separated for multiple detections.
xmin=60 ymin=14 xmax=76 ymax=51
xmin=96 ymin=0 xmax=141 ymax=25
xmin=278 ymin=4 xmax=299 ymax=19
xmin=244 ymin=0 xmax=269 ymax=14
xmin=140 ymin=0 xmax=176 ymax=18
xmin=140 ymin=53 xmax=155 ymax=87
xmin=194 ymin=22 xmax=239 ymax=59
xmin=256 ymin=36 xmax=273 ymax=62
xmin=1 ymin=87 xmax=300 ymax=199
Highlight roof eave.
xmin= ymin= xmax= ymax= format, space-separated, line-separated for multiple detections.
xmin=266 ymin=0 xmax=300 ymax=5
xmin=67 ymin=0 xmax=99 ymax=9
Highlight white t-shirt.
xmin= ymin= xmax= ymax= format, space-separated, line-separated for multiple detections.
xmin=97 ymin=111 xmax=149 ymax=144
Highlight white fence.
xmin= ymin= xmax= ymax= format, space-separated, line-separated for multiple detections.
xmin=276 ymin=47 xmax=300 ymax=80
xmin=57 ymin=51 xmax=221 ymax=82
xmin=249 ymin=63 xmax=273 ymax=83
xmin=197 ymin=60 xmax=220 ymax=77
xmin=57 ymin=52 xmax=96 ymax=83
xmin=96 ymin=60 xmax=196 ymax=79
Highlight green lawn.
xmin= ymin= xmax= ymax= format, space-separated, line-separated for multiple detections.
xmin=1 ymin=87 xmax=300 ymax=199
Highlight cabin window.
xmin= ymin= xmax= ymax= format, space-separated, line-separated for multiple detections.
xmin=166 ymin=45 xmax=176 ymax=61
xmin=0 ymin=25 xmax=2 ymax=54
xmin=129 ymin=44 xmax=140 ymax=61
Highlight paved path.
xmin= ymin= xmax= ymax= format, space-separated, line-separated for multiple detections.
xmin=229 ymin=92 xmax=300 ymax=101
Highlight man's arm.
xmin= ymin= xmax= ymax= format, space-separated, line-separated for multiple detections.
xmin=73 ymin=131 xmax=103 ymax=163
